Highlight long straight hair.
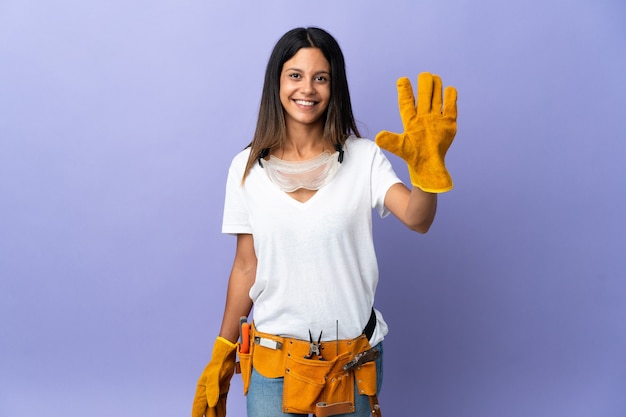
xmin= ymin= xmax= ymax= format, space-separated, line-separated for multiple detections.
xmin=242 ymin=27 xmax=361 ymax=181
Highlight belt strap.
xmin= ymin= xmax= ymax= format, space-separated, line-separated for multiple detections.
xmin=363 ymin=308 xmax=376 ymax=341
xmin=369 ymin=395 xmax=382 ymax=417
xmin=315 ymin=401 xmax=354 ymax=417
xmin=314 ymin=395 xmax=381 ymax=417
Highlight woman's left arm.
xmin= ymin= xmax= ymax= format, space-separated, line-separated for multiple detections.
xmin=376 ymin=72 xmax=457 ymax=233
xmin=384 ymin=182 xmax=437 ymax=233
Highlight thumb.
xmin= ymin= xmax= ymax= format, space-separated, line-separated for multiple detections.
xmin=192 ymin=383 xmax=209 ymax=417
xmin=205 ymin=382 xmax=219 ymax=408
xmin=375 ymin=130 xmax=404 ymax=155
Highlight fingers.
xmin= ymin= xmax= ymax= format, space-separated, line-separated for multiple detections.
xmin=417 ymin=72 xmax=434 ymax=114
xmin=396 ymin=77 xmax=416 ymax=121
xmin=432 ymin=75 xmax=443 ymax=114
xmin=396 ymin=73 xmax=457 ymax=118
xmin=443 ymin=86 xmax=458 ymax=118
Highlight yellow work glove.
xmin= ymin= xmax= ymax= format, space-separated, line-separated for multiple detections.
xmin=192 ymin=337 xmax=237 ymax=417
xmin=375 ymin=72 xmax=458 ymax=193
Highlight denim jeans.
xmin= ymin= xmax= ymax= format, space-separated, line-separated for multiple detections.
xmin=246 ymin=343 xmax=383 ymax=417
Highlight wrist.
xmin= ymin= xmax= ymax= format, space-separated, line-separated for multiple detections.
xmin=216 ymin=336 xmax=237 ymax=348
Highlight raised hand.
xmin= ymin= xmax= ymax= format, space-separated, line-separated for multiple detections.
xmin=375 ymin=72 xmax=458 ymax=193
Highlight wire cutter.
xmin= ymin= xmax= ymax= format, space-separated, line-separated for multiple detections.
xmin=304 ymin=330 xmax=324 ymax=360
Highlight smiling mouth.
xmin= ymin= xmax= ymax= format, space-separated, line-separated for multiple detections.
xmin=294 ymin=99 xmax=317 ymax=106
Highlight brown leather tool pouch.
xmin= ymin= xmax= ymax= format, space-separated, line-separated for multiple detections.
xmin=283 ymin=351 xmax=354 ymax=414
xmin=236 ymin=326 xmax=254 ymax=395
xmin=250 ymin=328 xmax=286 ymax=379
xmin=354 ymin=360 xmax=377 ymax=396
xmin=238 ymin=349 xmax=253 ymax=395
xmin=249 ymin=325 xmax=376 ymax=415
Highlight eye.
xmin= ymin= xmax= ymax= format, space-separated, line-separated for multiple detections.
xmin=314 ymin=73 xmax=330 ymax=83
xmin=288 ymin=73 xmax=301 ymax=79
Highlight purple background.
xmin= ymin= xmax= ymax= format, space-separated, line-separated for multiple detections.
xmin=1 ymin=1 xmax=625 ymax=416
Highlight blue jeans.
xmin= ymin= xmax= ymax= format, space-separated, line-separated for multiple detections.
xmin=247 ymin=343 xmax=383 ymax=417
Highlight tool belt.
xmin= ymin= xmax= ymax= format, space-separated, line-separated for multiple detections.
xmin=237 ymin=314 xmax=380 ymax=416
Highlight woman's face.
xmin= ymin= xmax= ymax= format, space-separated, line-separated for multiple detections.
xmin=279 ymin=47 xmax=331 ymax=130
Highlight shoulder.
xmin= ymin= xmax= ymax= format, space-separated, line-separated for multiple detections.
xmin=228 ymin=147 xmax=252 ymax=171
xmin=343 ymin=136 xmax=387 ymax=162
xmin=343 ymin=136 xmax=380 ymax=155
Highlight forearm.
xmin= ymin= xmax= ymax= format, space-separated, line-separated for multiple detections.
xmin=218 ymin=234 xmax=256 ymax=343
xmin=219 ymin=274 xmax=254 ymax=343
xmin=385 ymin=183 xmax=438 ymax=233
xmin=405 ymin=186 xmax=437 ymax=233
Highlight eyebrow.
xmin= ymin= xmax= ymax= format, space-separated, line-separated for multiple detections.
xmin=283 ymin=68 xmax=331 ymax=75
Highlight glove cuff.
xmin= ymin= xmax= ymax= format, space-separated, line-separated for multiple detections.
xmin=204 ymin=336 xmax=237 ymax=407
xmin=215 ymin=336 xmax=237 ymax=349
xmin=408 ymin=163 xmax=453 ymax=193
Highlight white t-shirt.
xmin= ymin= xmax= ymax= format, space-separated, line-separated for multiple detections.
xmin=222 ymin=136 xmax=402 ymax=346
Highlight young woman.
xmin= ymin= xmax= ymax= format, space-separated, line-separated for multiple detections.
xmin=193 ymin=27 xmax=457 ymax=417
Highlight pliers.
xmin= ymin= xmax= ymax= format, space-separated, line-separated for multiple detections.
xmin=304 ymin=330 xmax=324 ymax=360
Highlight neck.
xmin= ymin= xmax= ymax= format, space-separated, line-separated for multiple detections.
xmin=280 ymin=122 xmax=327 ymax=161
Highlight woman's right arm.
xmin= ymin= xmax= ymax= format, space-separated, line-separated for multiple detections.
xmin=218 ymin=233 xmax=257 ymax=343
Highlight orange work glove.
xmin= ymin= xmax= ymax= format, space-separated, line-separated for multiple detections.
xmin=375 ymin=72 xmax=458 ymax=193
xmin=192 ymin=337 xmax=237 ymax=417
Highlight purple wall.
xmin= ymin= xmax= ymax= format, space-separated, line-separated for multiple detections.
xmin=1 ymin=1 xmax=624 ymax=416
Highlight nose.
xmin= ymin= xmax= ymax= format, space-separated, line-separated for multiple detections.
xmin=300 ymin=79 xmax=316 ymax=95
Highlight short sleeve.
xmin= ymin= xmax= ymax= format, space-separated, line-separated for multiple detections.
xmin=222 ymin=152 xmax=253 ymax=235
xmin=370 ymin=144 xmax=403 ymax=218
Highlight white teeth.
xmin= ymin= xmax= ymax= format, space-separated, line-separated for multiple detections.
xmin=295 ymin=100 xmax=315 ymax=106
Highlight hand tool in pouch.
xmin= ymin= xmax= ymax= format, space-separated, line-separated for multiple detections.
xmin=304 ymin=330 xmax=324 ymax=360
xmin=239 ymin=316 xmax=250 ymax=354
